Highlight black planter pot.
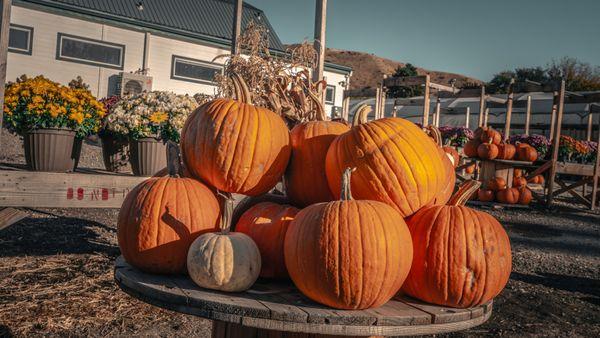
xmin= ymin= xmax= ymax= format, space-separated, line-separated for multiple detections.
xmin=100 ymin=133 xmax=130 ymax=172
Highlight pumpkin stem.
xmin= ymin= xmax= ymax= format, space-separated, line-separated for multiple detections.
xmin=231 ymin=73 xmax=252 ymax=104
xmin=352 ymin=105 xmax=371 ymax=126
xmin=166 ymin=141 xmax=182 ymax=178
xmin=340 ymin=167 xmax=356 ymax=200
xmin=425 ymin=125 xmax=442 ymax=146
xmin=217 ymin=191 xmax=235 ymax=233
xmin=448 ymin=180 xmax=481 ymax=206
xmin=306 ymin=82 xmax=327 ymax=121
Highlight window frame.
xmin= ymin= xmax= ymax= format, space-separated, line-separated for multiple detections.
xmin=8 ymin=24 xmax=34 ymax=55
xmin=170 ymin=55 xmax=223 ymax=85
xmin=56 ymin=33 xmax=125 ymax=70
xmin=325 ymin=85 xmax=336 ymax=105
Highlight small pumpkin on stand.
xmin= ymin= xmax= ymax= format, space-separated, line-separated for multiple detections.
xmin=515 ymin=143 xmax=538 ymax=162
xmin=477 ymin=189 xmax=495 ymax=202
xmin=487 ymin=177 xmax=507 ymax=191
xmin=518 ymin=187 xmax=533 ymax=205
xmin=497 ymin=142 xmax=516 ymax=160
xmin=187 ymin=194 xmax=261 ymax=292
xmin=117 ymin=142 xmax=220 ymax=274
xmin=528 ymin=174 xmax=545 ymax=185
xmin=403 ymin=180 xmax=512 ymax=308
xmin=463 ymin=139 xmax=480 ymax=158
xmin=285 ymin=168 xmax=413 ymax=310
xmin=496 ymin=187 xmax=520 ymax=204
xmin=479 ymin=127 xmax=502 ymax=145
xmin=477 ymin=140 xmax=499 ymax=160
xmin=513 ymin=176 xmax=528 ymax=188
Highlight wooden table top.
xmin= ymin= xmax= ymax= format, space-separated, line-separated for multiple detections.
xmin=114 ymin=257 xmax=492 ymax=337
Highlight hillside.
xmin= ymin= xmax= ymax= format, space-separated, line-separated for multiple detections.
xmin=324 ymin=48 xmax=482 ymax=97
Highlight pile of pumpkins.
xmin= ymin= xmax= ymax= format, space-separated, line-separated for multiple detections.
xmin=464 ymin=126 xmax=539 ymax=162
xmin=476 ymin=172 xmax=533 ymax=205
xmin=117 ymin=75 xmax=512 ymax=310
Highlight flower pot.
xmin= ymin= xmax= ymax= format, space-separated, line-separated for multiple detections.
xmin=72 ymin=137 xmax=83 ymax=170
xmin=23 ymin=128 xmax=78 ymax=172
xmin=129 ymin=137 xmax=167 ymax=176
xmin=100 ymin=133 xmax=130 ymax=172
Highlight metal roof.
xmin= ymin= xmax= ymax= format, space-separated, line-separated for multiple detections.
xmin=17 ymin=0 xmax=285 ymax=50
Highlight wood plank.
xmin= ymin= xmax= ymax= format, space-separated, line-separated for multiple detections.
xmin=478 ymin=86 xmax=486 ymax=127
xmin=422 ymin=75 xmax=431 ymax=127
xmin=0 ymin=169 xmax=146 ymax=208
xmin=429 ymin=82 xmax=456 ymax=93
xmin=383 ymin=75 xmax=427 ymax=88
xmin=468 ymin=200 xmax=530 ymax=209
xmin=524 ymin=161 xmax=553 ymax=181
xmin=555 ymin=179 xmax=591 ymax=207
xmin=592 ymin=115 xmax=600 ymax=210
xmin=312 ymin=0 xmax=327 ymax=85
xmin=552 ymin=178 xmax=592 ymax=197
xmin=0 ymin=207 xmax=26 ymax=231
xmin=276 ymin=290 xmax=343 ymax=325
xmin=547 ymin=81 xmax=566 ymax=207
xmin=524 ymin=95 xmax=532 ymax=135
xmin=366 ymin=299 xmax=431 ymax=326
xmin=503 ymin=79 xmax=515 ymax=141
xmin=0 ymin=0 xmax=11 ymax=150
xmin=555 ymin=162 xmax=595 ymax=176
xmin=399 ymin=297 xmax=472 ymax=324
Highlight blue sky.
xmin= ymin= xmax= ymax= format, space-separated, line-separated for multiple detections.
xmin=247 ymin=0 xmax=600 ymax=81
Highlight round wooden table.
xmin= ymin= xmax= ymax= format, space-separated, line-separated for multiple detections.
xmin=114 ymin=257 xmax=492 ymax=337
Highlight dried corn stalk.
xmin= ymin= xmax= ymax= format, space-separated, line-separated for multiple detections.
xmin=215 ymin=21 xmax=327 ymax=126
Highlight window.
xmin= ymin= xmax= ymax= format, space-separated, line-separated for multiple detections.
xmin=171 ymin=55 xmax=222 ymax=84
xmin=8 ymin=24 xmax=33 ymax=55
xmin=325 ymin=85 xmax=336 ymax=105
xmin=56 ymin=33 xmax=125 ymax=69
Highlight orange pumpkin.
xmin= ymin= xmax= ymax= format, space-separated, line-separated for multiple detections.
xmin=286 ymin=120 xmax=350 ymax=207
xmin=403 ymin=180 xmax=512 ymax=308
xmin=496 ymin=187 xmax=520 ymax=204
xmin=231 ymin=193 xmax=290 ymax=227
xmin=528 ymin=174 xmax=545 ymax=185
xmin=513 ymin=168 xmax=523 ymax=178
xmin=487 ymin=177 xmax=506 ymax=191
xmin=181 ymin=74 xmax=291 ymax=196
xmin=463 ymin=139 xmax=480 ymax=158
xmin=443 ymin=146 xmax=460 ymax=168
xmin=118 ymin=143 xmax=220 ymax=274
xmin=285 ymin=168 xmax=413 ymax=309
xmin=235 ymin=202 xmax=299 ymax=279
xmin=515 ymin=143 xmax=538 ymax=162
xmin=428 ymin=147 xmax=456 ymax=206
xmin=478 ymin=189 xmax=495 ymax=202
xmin=477 ymin=141 xmax=499 ymax=159
xmin=325 ymin=117 xmax=448 ymax=217
xmin=513 ymin=176 xmax=527 ymax=188
xmin=479 ymin=127 xmax=502 ymax=145
xmin=465 ymin=163 xmax=476 ymax=174
xmin=497 ymin=143 xmax=516 ymax=160
xmin=518 ymin=187 xmax=532 ymax=205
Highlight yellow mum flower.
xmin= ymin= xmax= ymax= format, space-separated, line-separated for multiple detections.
xmin=149 ymin=111 xmax=168 ymax=124
xmin=21 ymin=90 xmax=30 ymax=97
xmin=69 ymin=112 xmax=84 ymax=124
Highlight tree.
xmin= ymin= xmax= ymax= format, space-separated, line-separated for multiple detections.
xmin=547 ymin=57 xmax=600 ymax=91
xmin=486 ymin=71 xmax=515 ymax=94
xmin=387 ymin=63 xmax=424 ymax=98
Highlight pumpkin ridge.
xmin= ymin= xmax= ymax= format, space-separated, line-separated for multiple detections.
xmin=222 ymin=102 xmax=247 ymax=191
xmin=242 ymin=106 xmax=261 ymax=193
xmin=352 ymin=201 xmax=365 ymax=307
xmin=373 ymin=119 xmax=424 ymax=211
xmin=212 ymin=100 xmax=240 ymax=189
xmin=479 ymin=211 xmax=498 ymax=306
xmin=455 ymin=205 xmax=469 ymax=306
xmin=472 ymin=207 xmax=489 ymax=307
xmin=366 ymin=201 xmax=389 ymax=308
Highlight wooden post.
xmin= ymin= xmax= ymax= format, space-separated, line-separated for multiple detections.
xmin=312 ymin=0 xmax=327 ymax=87
xmin=422 ymin=75 xmax=431 ymax=127
xmin=586 ymin=106 xmax=593 ymax=141
xmin=547 ymin=80 xmax=566 ymax=208
xmin=341 ymin=97 xmax=350 ymax=121
xmin=484 ymin=108 xmax=489 ymax=127
xmin=231 ymin=0 xmax=243 ymax=55
xmin=478 ymin=86 xmax=486 ymax=127
xmin=380 ymin=87 xmax=387 ymax=118
xmin=524 ymin=95 xmax=532 ymax=136
xmin=549 ymin=92 xmax=558 ymax=140
xmin=592 ymin=113 xmax=600 ymax=210
xmin=0 ymin=0 xmax=12 ymax=149
xmin=434 ymin=97 xmax=441 ymax=127
xmin=503 ymin=79 xmax=515 ymax=141
xmin=465 ymin=106 xmax=471 ymax=128
xmin=374 ymin=87 xmax=381 ymax=119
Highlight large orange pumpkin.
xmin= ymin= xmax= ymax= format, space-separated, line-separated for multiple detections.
xmin=515 ymin=143 xmax=538 ymax=162
xmin=286 ymin=120 xmax=350 ymax=207
xmin=235 ymin=202 xmax=299 ymax=279
xmin=180 ymin=74 xmax=291 ymax=196
xmin=403 ymin=180 xmax=512 ymax=308
xmin=284 ymin=168 xmax=413 ymax=309
xmin=118 ymin=143 xmax=220 ymax=274
xmin=325 ymin=118 xmax=448 ymax=217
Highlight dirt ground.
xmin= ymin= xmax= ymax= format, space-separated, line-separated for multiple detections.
xmin=1 ymin=130 xmax=599 ymax=337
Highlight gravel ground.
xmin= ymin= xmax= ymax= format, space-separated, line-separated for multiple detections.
xmin=1 ymin=128 xmax=599 ymax=337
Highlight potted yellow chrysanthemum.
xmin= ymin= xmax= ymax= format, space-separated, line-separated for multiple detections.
xmin=3 ymin=75 xmax=105 ymax=172
xmin=104 ymin=91 xmax=197 ymax=176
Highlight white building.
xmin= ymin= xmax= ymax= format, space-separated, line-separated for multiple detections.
xmin=7 ymin=0 xmax=352 ymax=117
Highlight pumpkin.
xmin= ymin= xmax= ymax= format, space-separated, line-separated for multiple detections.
xmin=515 ymin=143 xmax=538 ymax=162
xmin=118 ymin=142 xmax=220 ymax=274
xmin=477 ymin=140 xmax=499 ymax=160
xmin=231 ymin=193 xmax=290 ymax=227
xmin=513 ymin=168 xmax=523 ymax=178
xmin=284 ymin=168 xmax=413 ymax=309
xmin=496 ymin=187 xmax=520 ymax=204
xmin=487 ymin=177 xmax=506 ymax=191
xmin=325 ymin=117 xmax=448 ymax=217
xmin=473 ymin=127 xmax=485 ymax=141
xmin=443 ymin=146 xmax=460 ymax=168
xmin=235 ymin=202 xmax=299 ymax=279
xmin=478 ymin=189 xmax=495 ymax=202
xmin=286 ymin=120 xmax=350 ymax=207
xmin=187 ymin=195 xmax=261 ymax=292
xmin=465 ymin=163 xmax=476 ymax=174
xmin=528 ymin=174 xmax=545 ymax=185
xmin=463 ymin=139 xmax=480 ymax=158
xmin=181 ymin=73 xmax=291 ymax=196
xmin=479 ymin=127 xmax=502 ymax=145
xmin=518 ymin=187 xmax=532 ymax=205
xmin=403 ymin=180 xmax=512 ymax=308
xmin=497 ymin=143 xmax=516 ymax=160
xmin=513 ymin=176 xmax=527 ymax=188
